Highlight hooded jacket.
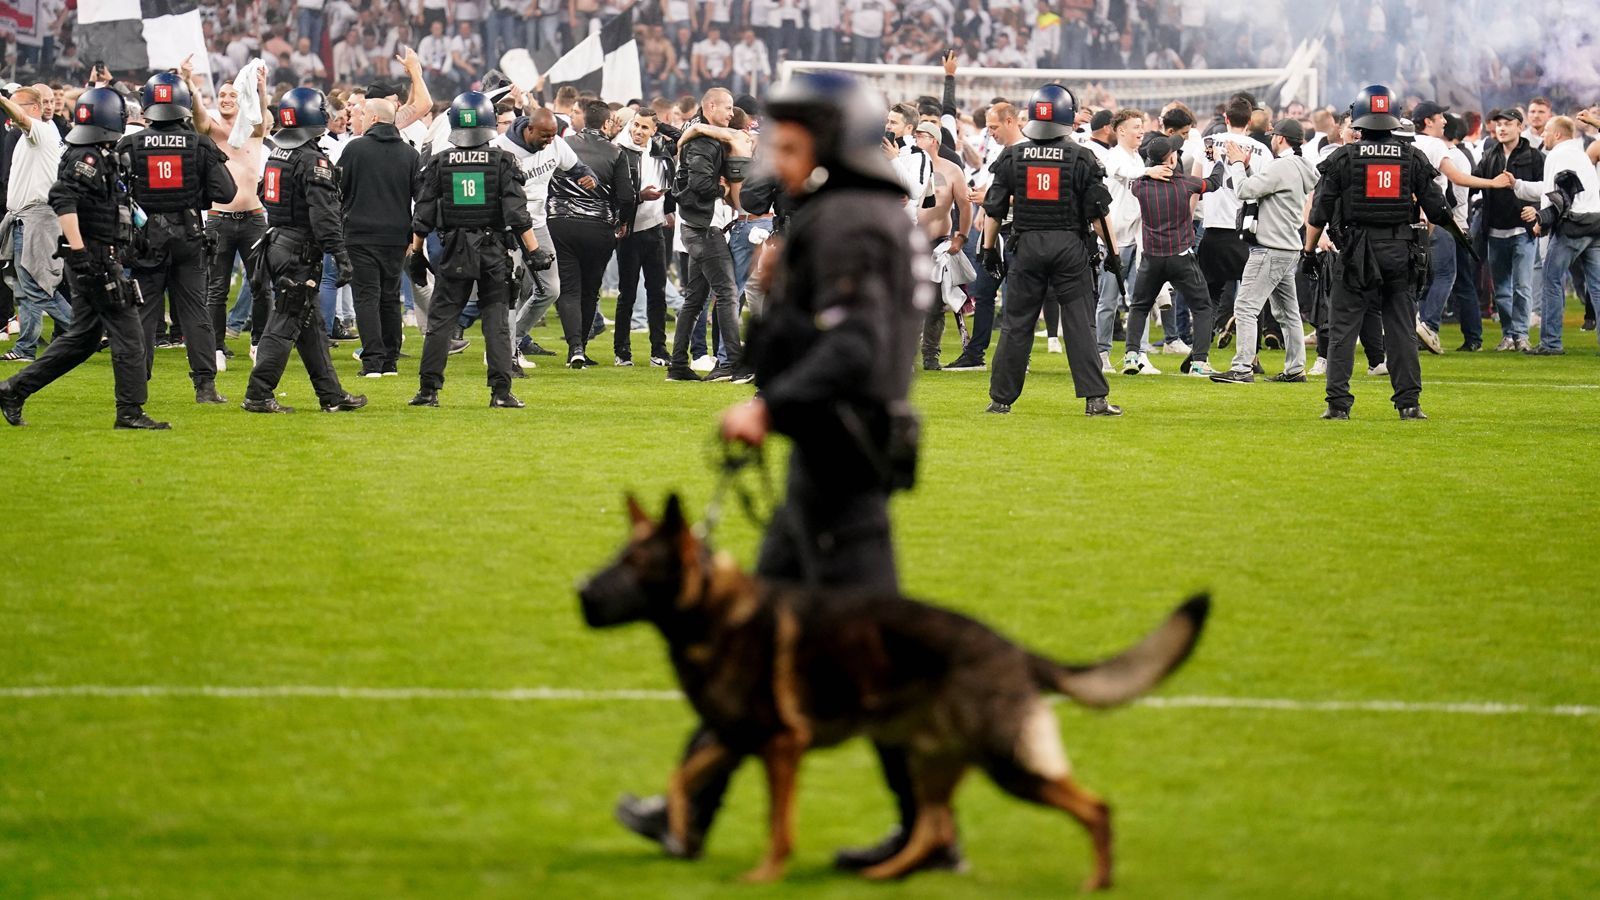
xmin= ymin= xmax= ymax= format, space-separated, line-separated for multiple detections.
xmin=338 ymin=122 xmax=421 ymax=247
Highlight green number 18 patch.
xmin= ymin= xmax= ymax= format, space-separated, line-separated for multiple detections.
xmin=452 ymin=172 xmax=487 ymax=206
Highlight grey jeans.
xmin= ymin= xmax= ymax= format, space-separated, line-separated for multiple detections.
xmin=1230 ymin=246 xmax=1306 ymax=375
xmin=508 ymin=222 xmax=558 ymax=357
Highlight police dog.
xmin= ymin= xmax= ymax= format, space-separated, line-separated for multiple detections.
xmin=579 ymin=495 xmax=1209 ymax=889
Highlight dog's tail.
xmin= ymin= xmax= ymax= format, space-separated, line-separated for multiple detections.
xmin=1031 ymin=594 xmax=1210 ymax=709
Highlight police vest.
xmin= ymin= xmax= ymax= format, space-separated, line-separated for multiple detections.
xmin=63 ymin=146 xmax=123 ymax=244
xmin=261 ymin=145 xmax=313 ymax=228
xmin=1009 ymin=139 xmax=1086 ymax=233
xmin=121 ymin=127 xmax=202 ymax=214
xmin=1345 ymin=140 xmax=1416 ymax=226
xmin=435 ymin=147 xmax=504 ymax=229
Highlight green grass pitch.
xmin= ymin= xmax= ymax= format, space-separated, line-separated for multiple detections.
xmin=1 ymin=302 xmax=1597 ymax=899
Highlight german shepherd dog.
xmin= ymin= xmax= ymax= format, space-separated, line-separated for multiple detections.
xmin=580 ymin=495 xmax=1209 ymax=889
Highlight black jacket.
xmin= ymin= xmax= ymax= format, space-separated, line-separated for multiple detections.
xmin=1472 ymin=137 xmax=1544 ymax=234
xmin=616 ymin=138 xmax=677 ymax=226
xmin=674 ymin=131 xmax=727 ymax=227
xmin=548 ymin=128 xmax=636 ymax=226
xmin=339 ymin=122 xmax=421 ymax=247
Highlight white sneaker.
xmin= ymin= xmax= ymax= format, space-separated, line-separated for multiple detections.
xmin=403 ymin=311 xmax=418 ymax=328
xmin=5 ymin=317 xmax=16 ymax=335
xmin=215 ymin=350 xmax=227 ymax=372
xmin=1494 ymin=336 xmax=1515 ymax=352
xmin=515 ymin=353 xmax=537 ymax=370
xmin=351 ymin=349 xmax=363 ymax=361
xmin=248 ymin=343 xmax=258 ymax=363
xmin=1100 ymin=351 xmax=1114 ymax=374
xmin=1303 ymin=330 xmax=1318 ymax=347
xmin=1162 ymin=339 xmax=1191 ymax=356
xmin=1047 ymin=336 xmax=1063 ymax=354
xmin=1122 ymin=351 xmax=1160 ymax=375
xmin=690 ymin=353 xmax=717 ymax=374
xmin=1514 ymin=337 xmax=1532 ymax=352
xmin=1368 ymin=362 xmax=1389 ymax=376
xmin=1187 ymin=360 xmax=1219 ymax=377
xmin=1310 ymin=357 xmax=1327 ymax=376
xmin=1415 ymin=319 xmax=1442 ymax=354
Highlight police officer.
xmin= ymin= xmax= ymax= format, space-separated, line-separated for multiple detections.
xmin=241 ymin=88 xmax=367 ymax=414
xmin=0 ymin=89 xmax=169 ymax=429
xmin=615 ymin=72 xmax=956 ymax=876
xmin=407 ymin=91 xmax=542 ymax=408
xmin=1302 ymin=85 xmax=1455 ymax=421
xmin=981 ymin=84 xmax=1121 ymax=417
xmin=120 ymin=71 xmax=239 ymax=404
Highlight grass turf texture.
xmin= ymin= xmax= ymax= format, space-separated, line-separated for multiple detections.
xmin=2 ymin=306 xmax=1597 ymax=899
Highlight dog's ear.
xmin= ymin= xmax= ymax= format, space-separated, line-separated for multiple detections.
xmin=661 ymin=493 xmax=686 ymax=534
xmin=626 ymin=494 xmax=651 ymax=531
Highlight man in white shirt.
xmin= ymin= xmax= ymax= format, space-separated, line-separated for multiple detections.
xmin=809 ymin=0 xmax=841 ymax=62
xmin=692 ymin=26 xmax=733 ymax=92
xmin=846 ymin=0 xmax=887 ymax=63
xmin=1193 ymin=96 xmax=1269 ymax=375
xmin=492 ymin=108 xmax=598 ymax=366
xmin=730 ymin=28 xmax=771 ymax=97
xmin=417 ymin=20 xmax=453 ymax=92
xmin=290 ymin=36 xmax=327 ymax=83
xmin=1512 ymin=114 xmax=1600 ymax=355
xmin=0 ymin=88 xmax=69 ymax=362
xmin=447 ymin=21 xmax=484 ymax=84
xmin=611 ymin=109 xmax=672 ymax=365
xmin=1095 ymin=109 xmax=1167 ymax=362
xmin=980 ymin=31 xmax=1026 ymax=68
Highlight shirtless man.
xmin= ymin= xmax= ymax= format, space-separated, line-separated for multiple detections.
xmin=913 ymin=121 xmax=972 ymax=370
xmin=184 ymin=56 xmax=271 ymax=363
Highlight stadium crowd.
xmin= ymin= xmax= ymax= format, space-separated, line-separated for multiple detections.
xmin=0 ymin=3 xmax=1598 ymax=406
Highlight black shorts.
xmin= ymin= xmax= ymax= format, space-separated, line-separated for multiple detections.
xmin=1198 ymin=227 xmax=1250 ymax=285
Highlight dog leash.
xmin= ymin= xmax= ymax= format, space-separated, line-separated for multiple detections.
xmin=698 ymin=433 xmax=775 ymax=549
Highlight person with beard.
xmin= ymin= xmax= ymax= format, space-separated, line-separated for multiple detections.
xmin=546 ymin=99 xmax=636 ymax=368
xmin=611 ymin=108 xmax=675 ymax=366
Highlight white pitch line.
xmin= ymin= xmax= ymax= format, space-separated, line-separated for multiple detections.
xmin=1429 ymin=380 xmax=1600 ymax=391
xmin=0 ymin=685 xmax=1594 ymax=717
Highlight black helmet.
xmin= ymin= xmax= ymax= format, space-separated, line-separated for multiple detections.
xmin=142 ymin=71 xmax=192 ymax=122
xmin=448 ymin=91 xmax=497 ymax=147
xmin=272 ymin=87 xmax=329 ymax=149
xmin=1022 ymin=83 xmax=1077 ymax=140
xmin=763 ymin=71 xmax=899 ymax=194
xmin=67 ymin=88 xmax=128 ymax=145
xmin=1350 ymin=84 xmax=1401 ymax=131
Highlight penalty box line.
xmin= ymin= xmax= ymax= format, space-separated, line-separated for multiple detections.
xmin=0 ymin=685 xmax=1594 ymax=717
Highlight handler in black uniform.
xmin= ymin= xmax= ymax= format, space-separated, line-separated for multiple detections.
xmin=547 ymin=99 xmax=636 ymax=368
xmin=1302 ymin=84 xmax=1455 ymax=421
xmin=982 ymin=84 xmax=1121 ymax=417
xmin=615 ymin=72 xmax=957 ymax=875
xmin=407 ymin=91 xmax=542 ymax=408
xmin=241 ymin=88 xmax=366 ymax=414
xmin=0 ymin=89 xmax=168 ymax=429
xmin=121 ymin=71 xmax=238 ymax=404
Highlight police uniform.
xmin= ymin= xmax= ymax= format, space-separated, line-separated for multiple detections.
xmin=242 ymin=88 xmax=364 ymax=414
xmin=1307 ymin=85 xmax=1452 ymax=419
xmin=409 ymin=93 xmax=535 ymax=405
xmin=118 ymin=75 xmax=238 ymax=402
xmin=0 ymin=89 xmax=167 ymax=429
xmin=984 ymin=85 xmax=1116 ymax=414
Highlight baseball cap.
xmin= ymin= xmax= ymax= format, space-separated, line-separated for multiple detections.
xmin=1089 ymin=109 xmax=1114 ymax=131
xmin=1269 ymin=118 xmax=1305 ymax=143
xmin=1142 ymin=135 xmax=1175 ymax=166
xmin=914 ymin=121 xmax=941 ymax=141
xmin=1411 ymin=100 xmax=1449 ymax=122
xmin=1487 ymin=107 xmax=1524 ymax=123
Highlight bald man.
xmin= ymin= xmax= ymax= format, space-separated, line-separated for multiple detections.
xmin=339 ymin=98 xmax=422 ymax=376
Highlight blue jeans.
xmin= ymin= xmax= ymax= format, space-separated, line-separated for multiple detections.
xmin=10 ymin=222 xmax=72 ymax=358
xmin=729 ymin=216 xmax=770 ymax=294
xmin=1535 ymin=231 xmax=1600 ymax=351
xmin=1450 ymin=239 xmax=1482 ymax=345
xmin=1418 ymin=226 xmax=1456 ymax=332
xmin=1487 ymin=233 xmax=1535 ymax=340
xmin=295 ymin=9 xmax=324 ymax=51
xmin=852 ymin=36 xmax=881 ymax=63
xmin=809 ymin=28 xmax=837 ymax=62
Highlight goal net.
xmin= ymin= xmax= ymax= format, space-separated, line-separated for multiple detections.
xmin=778 ymin=52 xmax=1319 ymax=116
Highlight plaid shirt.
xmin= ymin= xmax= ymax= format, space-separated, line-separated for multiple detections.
xmin=1130 ymin=164 xmax=1222 ymax=256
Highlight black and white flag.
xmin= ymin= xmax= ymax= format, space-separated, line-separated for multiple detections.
xmin=76 ymin=0 xmax=210 ymax=77
xmin=542 ymin=11 xmax=642 ymax=103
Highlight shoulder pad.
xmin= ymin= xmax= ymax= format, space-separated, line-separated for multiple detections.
xmin=70 ymin=149 xmax=102 ymax=180
xmin=308 ymin=156 xmax=336 ymax=183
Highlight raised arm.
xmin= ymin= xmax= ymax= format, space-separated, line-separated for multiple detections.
xmin=396 ymin=47 xmax=433 ymax=130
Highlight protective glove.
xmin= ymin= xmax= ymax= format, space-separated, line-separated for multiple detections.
xmin=406 ymin=249 xmax=431 ymax=288
xmin=524 ymin=245 xmax=555 ymax=272
xmin=1102 ymin=247 xmax=1122 ymax=279
xmin=980 ymin=245 xmax=1005 ymax=280
xmin=62 ymin=246 xmax=104 ymax=278
xmin=1299 ymin=250 xmax=1320 ymax=281
xmin=334 ymin=251 xmax=354 ymax=288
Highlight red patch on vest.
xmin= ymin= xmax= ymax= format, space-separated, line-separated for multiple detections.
xmin=1025 ymin=166 xmax=1062 ymax=201
xmin=148 ymin=155 xmax=183 ymax=189
xmin=1370 ymin=94 xmax=1389 ymax=114
xmin=1365 ymin=164 xmax=1401 ymax=199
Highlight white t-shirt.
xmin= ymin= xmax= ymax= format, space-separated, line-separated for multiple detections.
xmin=732 ymin=40 xmax=771 ymax=78
xmin=848 ymin=0 xmax=887 ymax=39
xmin=1411 ymin=133 xmax=1452 ymax=203
xmin=1445 ymin=144 xmax=1472 ymax=230
xmin=493 ymin=131 xmax=583 ymax=230
xmin=8 ymin=118 xmax=64 ymax=211
xmin=1103 ymin=144 xmax=1145 ymax=249
xmin=809 ymin=0 xmax=840 ymax=29
xmin=694 ymin=39 xmax=732 ymax=78
xmin=1201 ymin=131 xmax=1270 ymax=229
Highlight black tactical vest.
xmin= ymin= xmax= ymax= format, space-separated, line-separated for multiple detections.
xmin=1009 ymin=138 xmax=1084 ymax=233
xmin=261 ymin=145 xmax=311 ymax=228
xmin=1345 ymin=140 xmax=1416 ymax=226
xmin=436 ymin=147 xmax=504 ymax=229
xmin=64 ymin=146 xmax=123 ymax=244
xmin=121 ymin=127 xmax=202 ymax=214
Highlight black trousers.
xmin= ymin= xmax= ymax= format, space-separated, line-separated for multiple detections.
xmin=351 ymin=243 xmax=406 ymax=374
xmin=676 ymin=455 xmax=909 ymax=845
xmin=205 ymin=210 xmax=270 ymax=341
xmin=5 ymin=263 xmax=148 ymax=418
xmin=1127 ymin=252 xmax=1212 ymax=364
xmin=614 ymin=225 xmax=669 ymax=360
xmin=420 ymin=241 xmax=514 ymax=394
xmin=672 ymin=223 xmax=743 ymax=368
xmin=550 ymin=217 xmax=617 ymax=358
xmin=990 ymin=230 xmax=1107 ymax=405
xmin=1326 ymin=237 xmax=1422 ymax=411
xmin=245 ymin=235 xmax=346 ymax=405
xmin=1199 ymin=227 xmax=1248 ymax=352
xmin=137 ymin=235 xmax=217 ymax=387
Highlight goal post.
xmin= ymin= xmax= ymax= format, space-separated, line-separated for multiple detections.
xmin=777 ymin=58 xmax=1318 ymax=116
